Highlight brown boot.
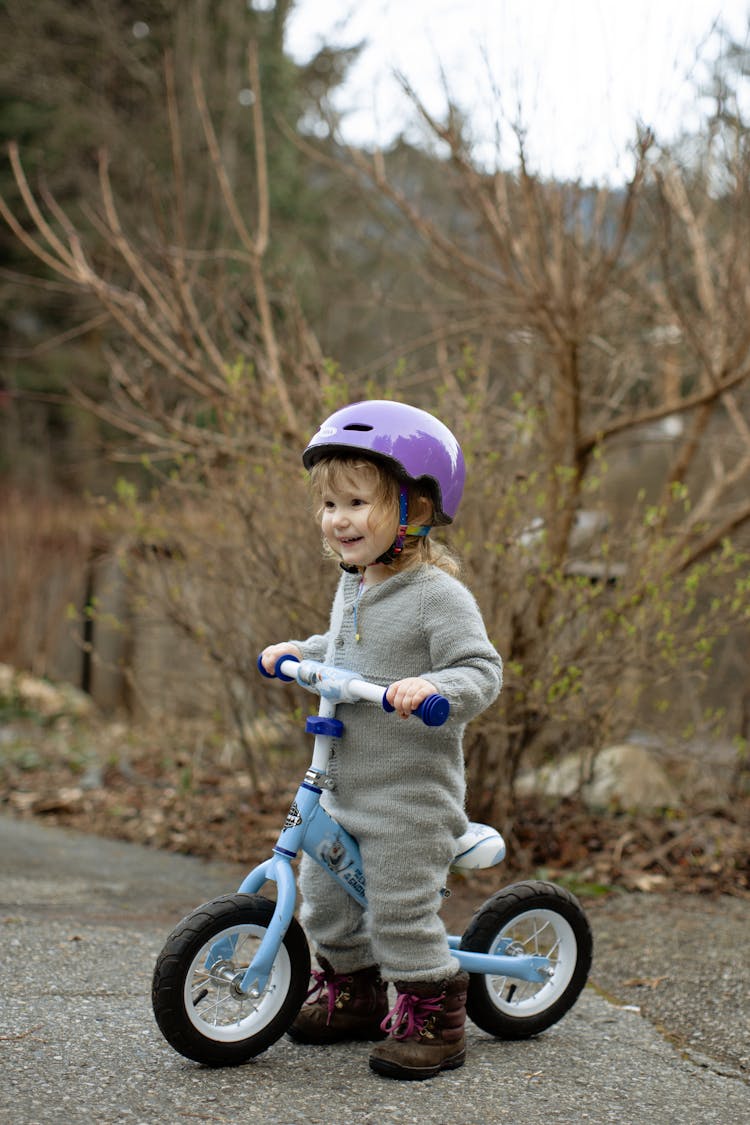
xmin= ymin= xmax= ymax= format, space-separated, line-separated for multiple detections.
xmin=369 ymin=971 xmax=469 ymax=1080
xmin=287 ymin=957 xmax=389 ymax=1044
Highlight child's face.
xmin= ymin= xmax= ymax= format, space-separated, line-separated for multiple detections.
xmin=319 ymin=464 xmax=397 ymax=570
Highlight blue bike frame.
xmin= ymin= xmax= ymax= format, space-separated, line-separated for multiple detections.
xmin=217 ymin=659 xmax=552 ymax=996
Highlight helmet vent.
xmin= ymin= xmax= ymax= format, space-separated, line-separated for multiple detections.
xmin=342 ymin=423 xmax=373 ymax=432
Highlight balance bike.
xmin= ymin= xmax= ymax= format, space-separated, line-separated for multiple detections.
xmin=152 ymin=656 xmax=592 ymax=1066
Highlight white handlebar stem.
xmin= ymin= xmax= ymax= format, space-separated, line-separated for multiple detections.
xmin=283 ymin=658 xmax=386 ymax=707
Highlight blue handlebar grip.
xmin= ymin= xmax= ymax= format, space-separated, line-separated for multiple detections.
xmin=257 ymin=654 xmax=300 ymax=682
xmin=414 ymin=694 xmax=450 ymax=726
xmin=274 ymin=655 xmax=299 ymax=682
xmin=381 ymin=690 xmax=449 ymax=726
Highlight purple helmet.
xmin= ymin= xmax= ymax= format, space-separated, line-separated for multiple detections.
xmin=302 ymin=400 xmax=465 ymax=524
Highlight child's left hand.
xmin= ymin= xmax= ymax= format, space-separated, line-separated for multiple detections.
xmin=385 ymin=677 xmax=438 ymax=719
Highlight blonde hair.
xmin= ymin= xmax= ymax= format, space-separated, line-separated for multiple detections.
xmin=308 ymin=456 xmax=460 ymax=578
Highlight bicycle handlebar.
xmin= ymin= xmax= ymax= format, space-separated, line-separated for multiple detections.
xmin=257 ymin=654 xmax=450 ymax=727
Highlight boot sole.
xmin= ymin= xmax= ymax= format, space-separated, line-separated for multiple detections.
xmin=369 ymin=1048 xmax=466 ymax=1081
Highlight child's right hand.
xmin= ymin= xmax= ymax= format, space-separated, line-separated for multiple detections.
xmin=260 ymin=643 xmax=302 ymax=676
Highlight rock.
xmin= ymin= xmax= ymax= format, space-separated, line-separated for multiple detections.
xmin=0 ymin=663 xmax=94 ymax=720
xmin=517 ymin=743 xmax=681 ymax=813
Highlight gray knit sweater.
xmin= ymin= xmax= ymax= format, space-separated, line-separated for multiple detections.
xmin=292 ymin=565 xmax=503 ymax=843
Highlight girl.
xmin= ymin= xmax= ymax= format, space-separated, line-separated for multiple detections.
xmin=260 ymin=399 xmax=502 ymax=1081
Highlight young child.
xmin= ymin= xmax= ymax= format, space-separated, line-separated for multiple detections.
xmin=260 ymin=399 xmax=502 ymax=1081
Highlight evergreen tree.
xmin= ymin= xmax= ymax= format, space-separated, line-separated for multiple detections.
xmin=0 ymin=0 xmax=358 ymax=489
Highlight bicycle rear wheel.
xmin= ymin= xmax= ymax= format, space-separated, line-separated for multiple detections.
xmin=460 ymin=880 xmax=592 ymax=1039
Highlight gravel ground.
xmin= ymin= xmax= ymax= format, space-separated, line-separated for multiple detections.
xmin=583 ymin=892 xmax=750 ymax=1078
xmin=1 ymin=814 xmax=749 ymax=1124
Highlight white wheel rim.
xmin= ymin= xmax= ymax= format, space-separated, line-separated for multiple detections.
xmin=183 ymin=924 xmax=292 ymax=1043
xmin=484 ymin=908 xmax=578 ymax=1017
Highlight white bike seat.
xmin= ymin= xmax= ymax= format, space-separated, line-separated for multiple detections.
xmin=451 ymin=823 xmax=506 ymax=871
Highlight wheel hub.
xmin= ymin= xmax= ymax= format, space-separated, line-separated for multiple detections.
xmin=230 ymin=973 xmax=252 ymax=1000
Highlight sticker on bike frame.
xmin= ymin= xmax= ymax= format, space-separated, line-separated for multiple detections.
xmin=316 ymin=833 xmax=366 ymax=898
xmin=283 ymin=801 xmax=303 ymax=830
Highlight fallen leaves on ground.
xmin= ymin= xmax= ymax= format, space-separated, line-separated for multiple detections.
xmin=1 ymin=714 xmax=748 ymax=901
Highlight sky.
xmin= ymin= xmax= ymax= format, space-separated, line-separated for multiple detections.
xmin=285 ymin=0 xmax=750 ymax=183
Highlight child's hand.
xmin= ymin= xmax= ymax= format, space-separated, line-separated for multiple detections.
xmin=386 ymin=677 xmax=438 ymax=719
xmin=260 ymin=643 xmax=302 ymax=676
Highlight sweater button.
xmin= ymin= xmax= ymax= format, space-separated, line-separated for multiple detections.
xmin=335 ymin=636 xmax=344 ymax=647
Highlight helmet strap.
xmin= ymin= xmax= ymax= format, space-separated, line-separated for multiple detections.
xmin=374 ymin=485 xmax=431 ymax=566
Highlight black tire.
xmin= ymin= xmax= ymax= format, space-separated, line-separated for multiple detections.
xmin=460 ymin=880 xmax=592 ymax=1039
xmin=152 ymin=893 xmax=310 ymax=1067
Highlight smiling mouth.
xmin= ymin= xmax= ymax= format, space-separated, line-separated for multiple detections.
xmin=339 ymin=536 xmax=363 ymax=545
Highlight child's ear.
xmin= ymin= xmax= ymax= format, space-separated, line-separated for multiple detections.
xmin=411 ymin=492 xmax=433 ymax=524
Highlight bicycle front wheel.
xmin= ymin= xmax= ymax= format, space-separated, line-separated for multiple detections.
xmin=152 ymin=893 xmax=310 ymax=1067
xmin=460 ymin=880 xmax=592 ymax=1039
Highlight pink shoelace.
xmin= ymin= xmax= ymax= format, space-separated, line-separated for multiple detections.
xmin=380 ymin=989 xmax=445 ymax=1040
xmin=305 ymin=968 xmax=351 ymax=1025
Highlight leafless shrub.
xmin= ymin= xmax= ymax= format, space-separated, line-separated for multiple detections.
xmin=3 ymin=47 xmax=749 ymax=816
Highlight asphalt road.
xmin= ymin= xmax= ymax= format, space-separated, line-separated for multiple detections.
xmin=1 ymin=813 xmax=748 ymax=1124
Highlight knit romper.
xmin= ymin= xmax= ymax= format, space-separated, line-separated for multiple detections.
xmin=291 ymin=564 xmax=503 ymax=983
